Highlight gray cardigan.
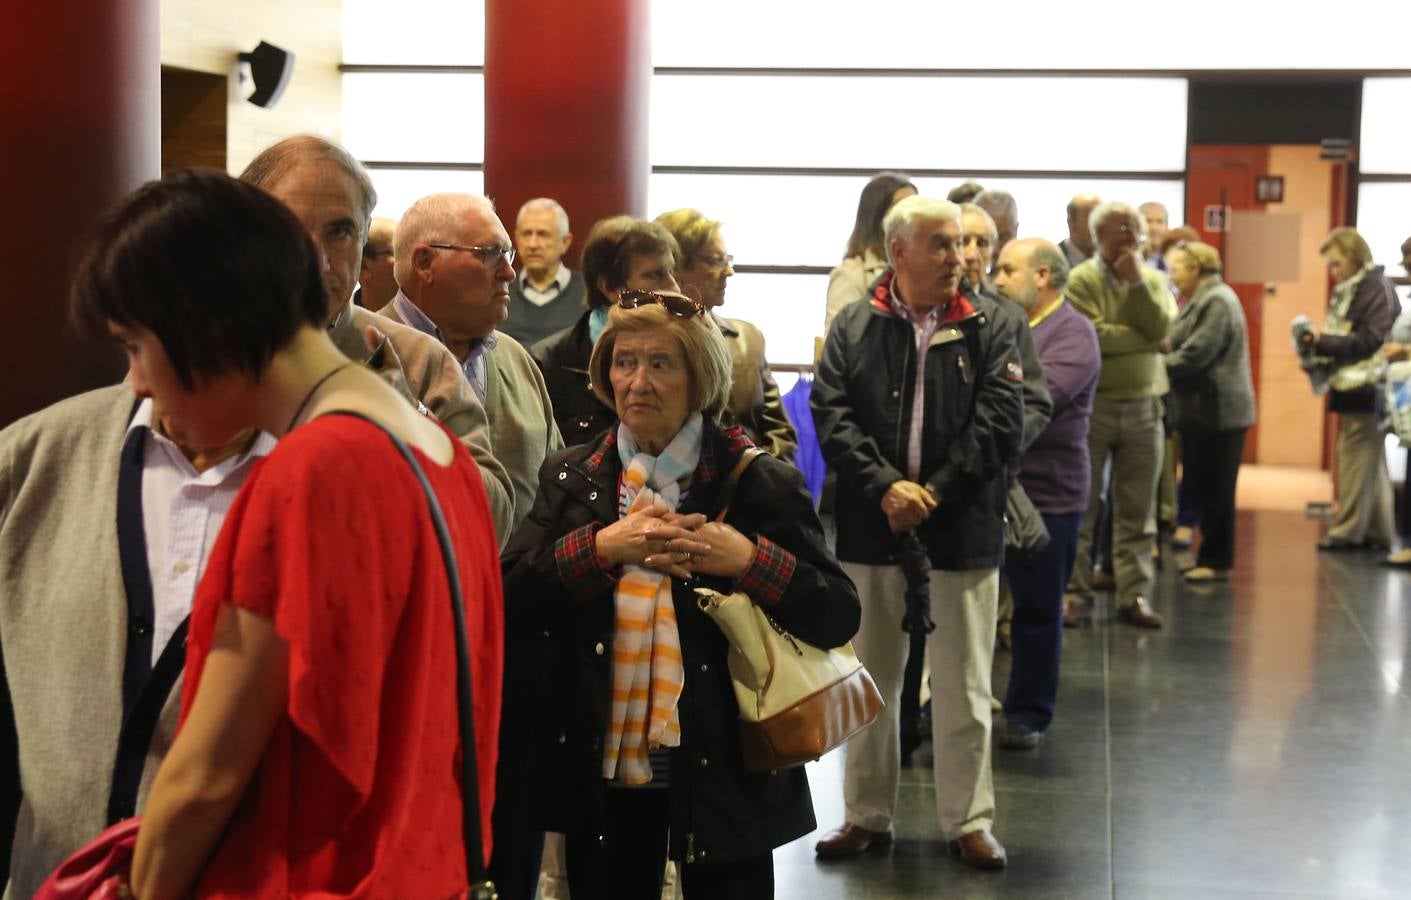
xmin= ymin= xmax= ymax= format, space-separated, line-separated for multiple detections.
xmin=1 ymin=385 xmax=182 ymax=898
xmin=1162 ymin=278 xmax=1256 ymax=431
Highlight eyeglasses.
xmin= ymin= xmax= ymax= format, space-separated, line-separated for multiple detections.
xmin=695 ymin=253 xmax=734 ymax=270
xmin=426 ymin=242 xmax=516 ymax=268
xmin=617 ymin=289 xmax=707 ymax=318
xmin=1099 ymin=223 xmax=1136 ymax=236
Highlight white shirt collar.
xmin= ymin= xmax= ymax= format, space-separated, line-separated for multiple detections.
xmin=126 ymin=398 xmax=277 ymax=481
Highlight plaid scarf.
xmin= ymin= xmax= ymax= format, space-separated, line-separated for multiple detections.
xmin=601 ymin=413 xmax=703 ymax=784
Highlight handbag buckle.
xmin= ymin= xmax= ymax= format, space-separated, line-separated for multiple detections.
xmin=468 ymin=880 xmax=499 ymax=900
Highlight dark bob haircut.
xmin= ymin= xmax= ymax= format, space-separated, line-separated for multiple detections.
xmin=71 ymin=168 xmax=327 ymax=389
xmin=845 ymin=171 xmax=916 ymax=261
xmin=579 ymin=215 xmax=682 ymax=309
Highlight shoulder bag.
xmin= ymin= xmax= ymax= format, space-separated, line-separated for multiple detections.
xmin=695 ymin=448 xmax=883 ymax=773
xmin=36 ymin=414 xmax=498 ymax=900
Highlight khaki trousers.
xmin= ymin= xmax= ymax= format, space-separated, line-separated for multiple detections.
xmin=841 ymin=562 xmax=998 ymax=839
xmin=1067 ymin=395 xmax=1164 ymax=606
xmin=1329 ymin=411 xmax=1396 ymax=546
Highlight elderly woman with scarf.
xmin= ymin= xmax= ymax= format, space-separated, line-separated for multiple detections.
xmin=1299 ymin=227 xmax=1402 ymax=552
xmin=501 ymin=291 xmax=859 ymax=900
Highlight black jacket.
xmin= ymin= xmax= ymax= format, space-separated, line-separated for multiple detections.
xmin=811 ymin=274 xmax=1025 ymax=570
xmin=1314 ymin=265 xmax=1401 ymax=414
xmin=530 ymin=311 xmax=617 ymax=449
xmin=500 ymin=422 xmax=860 ymax=865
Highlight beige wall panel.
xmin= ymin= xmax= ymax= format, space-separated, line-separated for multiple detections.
xmin=161 ymin=1 xmax=342 ymax=175
xmin=1257 ymin=146 xmax=1334 ymax=468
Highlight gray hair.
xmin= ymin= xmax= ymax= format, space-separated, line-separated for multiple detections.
xmin=882 ymin=195 xmax=962 ymax=265
xmin=393 ymin=193 xmax=498 ymax=287
xmin=239 ymin=135 xmax=378 ymax=240
xmin=960 ymin=203 xmax=998 ymax=243
xmin=517 ymin=197 xmax=570 ymax=236
xmin=974 ymin=190 xmax=1017 ymax=226
xmin=1088 ymin=200 xmax=1138 ymax=237
xmin=1028 ymin=241 xmax=1071 ymax=290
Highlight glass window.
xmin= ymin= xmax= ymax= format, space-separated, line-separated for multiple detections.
xmin=651 ymin=0 xmax=1411 ymax=70
xmin=651 ymin=75 xmax=1186 ymax=171
xmin=1356 ymin=182 xmax=1411 ymax=273
xmin=343 ymin=0 xmax=484 ymax=65
xmin=716 ymin=272 xmax=831 ymax=367
xmin=367 ymin=169 xmax=486 ymax=221
xmin=650 ymin=173 xmax=1184 ymax=270
xmin=1360 ymin=79 xmax=1411 ymax=175
xmin=342 ymin=73 xmax=484 ymax=163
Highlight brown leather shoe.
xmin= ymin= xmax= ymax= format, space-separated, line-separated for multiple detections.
xmin=1091 ymin=569 xmax=1116 ymax=591
xmin=1116 ymin=595 xmax=1163 ymax=629
xmin=1062 ymin=597 xmax=1089 ymax=628
xmin=947 ymin=828 xmax=1007 ymax=869
xmin=814 ymin=823 xmax=893 ymax=859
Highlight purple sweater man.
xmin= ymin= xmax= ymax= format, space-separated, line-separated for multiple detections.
xmin=992 ymin=238 xmax=1100 ymax=749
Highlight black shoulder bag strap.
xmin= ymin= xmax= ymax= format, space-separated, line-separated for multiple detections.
xmin=335 ymin=411 xmax=497 ymax=900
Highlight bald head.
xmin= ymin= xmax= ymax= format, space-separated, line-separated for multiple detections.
xmin=1066 ymin=193 xmax=1102 ymax=255
xmin=1402 ymin=236 xmax=1411 ymax=275
xmin=994 ymin=237 xmax=1070 ymax=316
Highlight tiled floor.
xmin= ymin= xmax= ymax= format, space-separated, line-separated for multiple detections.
xmin=774 ymin=508 xmax=1411 ymax=899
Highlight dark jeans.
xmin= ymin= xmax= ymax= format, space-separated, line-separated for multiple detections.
xmin=1004 ymin=511 xmax=1082 ymax=733
xmin=1182 ymin=428 xmax=1246 ymax=570
xmin=565 ymin=787 xmax=774 ymax=900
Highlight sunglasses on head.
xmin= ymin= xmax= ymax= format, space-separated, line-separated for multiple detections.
xmin=617 ymin=289 xmax=707 ymax=318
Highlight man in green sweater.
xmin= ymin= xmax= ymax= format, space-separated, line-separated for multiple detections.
xmin=1062 ymin=201 xmax=1177 ymax=629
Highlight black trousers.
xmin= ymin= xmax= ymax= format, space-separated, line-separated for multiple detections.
xmin=1181 ymin=427 xmax=1247 ymax=569
xmin=564 ymin=787 xmax=775 ymax=900
xmin=1003 ymin=512 xmax=1082 ymax=732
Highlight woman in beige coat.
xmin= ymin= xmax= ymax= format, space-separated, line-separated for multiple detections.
xmin=823 ymin=172 xmax=916 ymax=332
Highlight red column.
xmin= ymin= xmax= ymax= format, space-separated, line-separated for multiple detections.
xmin=0 ymin=0 xmax=159 ymax=427
xmin=484 ymin=0 xmax=651 ymax=265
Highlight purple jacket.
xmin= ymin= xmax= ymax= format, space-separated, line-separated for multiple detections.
xmin=1019 ymin=302 xmax=1101 ymax=515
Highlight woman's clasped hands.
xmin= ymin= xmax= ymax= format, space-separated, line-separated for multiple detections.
xmin=594 ymin=502 xmax=757 ymax=581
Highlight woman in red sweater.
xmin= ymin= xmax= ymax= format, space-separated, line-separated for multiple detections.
xmin=68 ymin=169 xmax=503 ymax=899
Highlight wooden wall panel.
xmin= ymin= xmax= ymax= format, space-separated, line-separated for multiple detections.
xmin=160 ymin=0 xmax=342 ymax=175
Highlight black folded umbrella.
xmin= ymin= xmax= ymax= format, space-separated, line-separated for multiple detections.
xmin=897 ymin=530 xmax=935 ymax=635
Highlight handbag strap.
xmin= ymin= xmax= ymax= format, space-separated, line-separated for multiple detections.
xmin=714 ymin=446 xmax=766 ymax=522
xmin=330 ymin=412 xmax=496 ymax=899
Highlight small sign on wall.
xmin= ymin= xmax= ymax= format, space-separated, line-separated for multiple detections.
xmin=1204 ymin=204 xmax=1229 ymax=232
xmin=1256 ymin=175 xmax=1285 ymax=203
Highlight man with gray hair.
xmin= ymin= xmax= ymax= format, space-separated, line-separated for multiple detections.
xmin=993 ymin=238 xmax=1101 ymax=749
xmin=240 ymin=135 xmax=515 ymax=539
xmin=1062 ymin=201 xmax=1177 ymax=629
xmin=812 ymin=195 xmax=1025 ymax=869
xmin=975 ymin=189 xmax=1019 ymax=269
xmin=502 ymin=197 xmax=585 ymax=348
xmin=1139 ymin=201 xmax=1170 ymax=269
xmin=380 ymin=192 xmax=562 ymax=529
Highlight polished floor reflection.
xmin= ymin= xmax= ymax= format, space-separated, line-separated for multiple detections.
xmin=775 ymin=509 xmax=1411 ymax=899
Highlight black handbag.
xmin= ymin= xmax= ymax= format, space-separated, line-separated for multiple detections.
xmin=355 ymin=413 xmax=498 ymax=900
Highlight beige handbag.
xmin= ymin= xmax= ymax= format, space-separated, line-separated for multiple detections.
xmin=695 ymin=587 xmax=883 ymax=772
xmin=696 ymin=448 xmax=883 ymax=773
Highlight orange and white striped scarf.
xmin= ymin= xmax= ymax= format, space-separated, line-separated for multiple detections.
xmin=601 ymin=414 xmax=702 ymax=784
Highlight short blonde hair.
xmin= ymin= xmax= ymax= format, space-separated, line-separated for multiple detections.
xmin=1170 ymin=240 xmax=1223 ymax=276
xmin=654 ymin=208 xmax=720 ymax=269
xmin=1320 ymin=227 xmax=1373 ymax=269
xmin=589 ymin=303 xmax=733 ymax=420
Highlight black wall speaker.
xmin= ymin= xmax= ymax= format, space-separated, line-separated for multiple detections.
xmin=239 ymin=41 xmax=295 ymax=109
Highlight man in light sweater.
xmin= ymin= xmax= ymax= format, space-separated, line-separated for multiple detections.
xmin=1062 ymin=201 xmax=1177 ymax=629
xmin=380 ymin=192 xmax=562 ymax=531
